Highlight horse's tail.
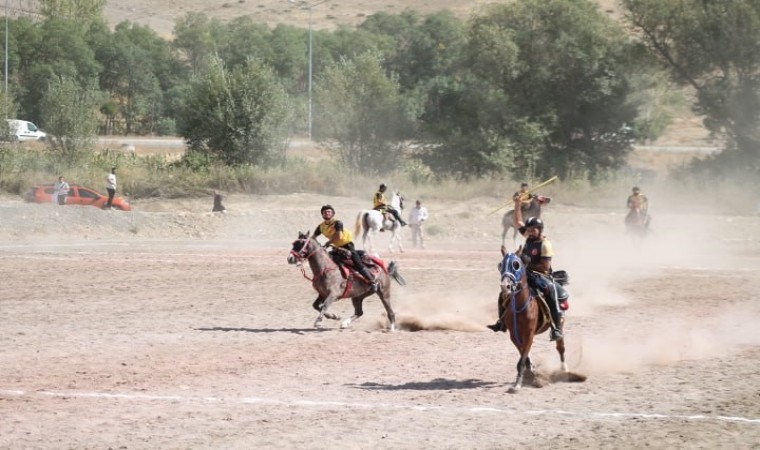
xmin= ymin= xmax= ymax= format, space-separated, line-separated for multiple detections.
xmin=355 ymin=211 xmax=364 ymax=237
xmin=388 ymin=260 xmax=407 ymax=286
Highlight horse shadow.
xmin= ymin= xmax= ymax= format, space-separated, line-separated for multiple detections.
xmin=350 ymin=378 xmax=498 ymax=391
xmin=195 ymin=326 xmax=329 ymax=335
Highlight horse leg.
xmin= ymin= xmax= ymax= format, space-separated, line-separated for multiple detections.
xmin=313 ymin=294 xmax=340 ymax=328
xmin=509 ymin=354 xmax=529 ymax=393
xmin=312 ymin=296 xmax=341 ymax=322
xmin=508 ymin=332 xmax=536 ymax=392
xmin=341 ymin=295 xmax=367 ymax=329
xmin=389 ymin=228 xmax=404 ymax=254
xmin=366 ymin=278 xmax=396 ymax=331
xmin=364 ymin=229 xmax=374 ymax=254
xmin=556 ymin=337 xmax=567 ymax=372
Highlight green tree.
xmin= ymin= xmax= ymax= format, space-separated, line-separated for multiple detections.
xmin=40 ymin=76 xmax=101 ymax=159
xmin=173 ymin=13 xmax=223 ymax=75
xmin=422 ymin=0 xmax=639 ymax=180
xmin=623 ymin=0 xmax=760 ymax=173
xmin=177 ymin=57 xmax=293 ymax=167
xmin=0 ymin=91 xmax=19 ymax=140
xmin=14 ymin=18 xmax=101 ymax=124
xmin=313 ymin=52 xmax=415 ymax=174
xmin=39 ymin=0 xmax=106 ymax=28
xmin=95 ymin=22 xmax=172 ymax=134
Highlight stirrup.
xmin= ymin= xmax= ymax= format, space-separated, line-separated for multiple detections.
xmin=550 ymin=328 xmax=563 ymax=341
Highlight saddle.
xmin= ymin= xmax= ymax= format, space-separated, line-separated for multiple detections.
xmin=373 ymin=207 xmax=397 ymax=229
xmin=328 ymin=248 xmax=387 ymax=279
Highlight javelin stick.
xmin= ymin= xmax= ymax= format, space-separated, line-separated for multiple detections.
xmin=487 ymin=176 xmax=559 ymax=216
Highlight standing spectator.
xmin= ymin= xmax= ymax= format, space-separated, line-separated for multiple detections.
xmin=408 ymin=199 xmax=429 ymax=249
xmin=54 ymin=176 xmax=70 ymax=205
xmin=212 ymin=191 xmax=227 ymax=213
xmin=105 ymin=167 xmax=117 ymax=209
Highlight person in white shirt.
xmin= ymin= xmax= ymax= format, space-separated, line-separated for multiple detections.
xmin=105 ymin=167 xmax=117 ymax=209
xmin=54 ymin=176 xmax=70 ymax=205
xmin=407 ymin=199 xmax=429 ymax=249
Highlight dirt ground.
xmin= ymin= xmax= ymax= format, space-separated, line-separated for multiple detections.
xmin=1 ymin=191 xmax=759 ymax=449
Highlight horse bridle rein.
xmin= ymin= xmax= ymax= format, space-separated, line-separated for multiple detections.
xmin=290 ymin=237 xmax=317 ymax=262
xmin=290 ymin=237 xmax=338 ymax=285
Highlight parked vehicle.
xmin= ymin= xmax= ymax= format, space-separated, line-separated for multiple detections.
xmin=5 ymin=119 xmax=47 ymax=142
xmin=24 ymin=184 xmax=132 ymax=211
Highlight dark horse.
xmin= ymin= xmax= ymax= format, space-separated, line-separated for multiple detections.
xmin=498 ymin=248 xmax=567 ymax=392
xmin=625 ymin=208 xmax=650 ymax=240
xmin=287 ymin=232 xmax=405 ymax=330
xmin=501 ymin=195 xmax=551 ymax=248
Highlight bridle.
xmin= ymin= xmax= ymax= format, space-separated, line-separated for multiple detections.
xmin=290 ymin=237 xmax=317 ymax=262
xmin=289 ymin=237 xmax=337 ymax=286
xmin=500 ymin=253 xmax=525 ymax=296
xmin=500 ymin=253 xmax=532 ymax=345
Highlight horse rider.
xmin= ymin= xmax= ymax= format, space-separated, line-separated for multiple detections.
xmin=488 ymin=197 xmax=567 ymax=341
xmin=314 ymin=205 xmax=378 ymax=292
xmin=626 ymin=186 xmax=650 ymax=225
xmin=373 ymin=183 xmax=407 ymax=227
xmin=513 ymin=182 xmax=533 ymax=210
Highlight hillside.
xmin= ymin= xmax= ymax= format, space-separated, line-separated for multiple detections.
xmin=104 ymin=0 xmax=622 ymax=38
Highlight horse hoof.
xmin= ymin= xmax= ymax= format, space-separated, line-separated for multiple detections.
xmin=508 ymin=386 xmax=520 ymax=394
xmin=340 ymin=319 xmax=352 ymax=329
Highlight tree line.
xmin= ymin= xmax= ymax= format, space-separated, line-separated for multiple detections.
xmin=2 ymin=0 xmax=758 ymax=182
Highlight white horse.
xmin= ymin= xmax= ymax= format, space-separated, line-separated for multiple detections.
xmin=354 ymin=192 xmax=405 ymax=255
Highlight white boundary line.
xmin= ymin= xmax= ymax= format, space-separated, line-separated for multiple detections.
xmin=2 ymin=389 xmax=758 ymax=425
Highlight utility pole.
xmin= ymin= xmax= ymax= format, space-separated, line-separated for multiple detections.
xmin=4 ymin=0 xmax=8 ymax=120
xmin=306 ymin=0 xmax=326 ymax=140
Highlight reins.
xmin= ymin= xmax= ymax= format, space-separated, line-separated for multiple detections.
xmin=502 ymin=270 xmax=532 ymax=346
xmin=291 ymin=238 xmax=348 ymax=297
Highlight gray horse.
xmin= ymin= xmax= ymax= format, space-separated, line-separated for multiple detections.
xmin=287 ymin=232 xmax=405 ymax=330
xmin=501 ymin=195 xmax=551 ymax=248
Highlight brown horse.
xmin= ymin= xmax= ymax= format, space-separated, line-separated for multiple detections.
xmin=501 ymin=195 xmax=551 ymax=249
xmin=287 ymin=232 xmax=404 ymax=330
xmin=625 ymin=208 xmax=650 ymax=240
xmin=498 ymin=248 xmax=567 ymax=392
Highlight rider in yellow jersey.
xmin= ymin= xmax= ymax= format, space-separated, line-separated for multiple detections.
xmin=373 ymin=183 xmax=407 ymax=226
xmin=513 ymin=182 xmax=533 ymax=210
xmin=489 ymin=197 xmax=567 ymax=341
xmin=314 ymin=205 xmax=377 ymax=291
xmin=626 ymin=186 xmax=650 ymax=226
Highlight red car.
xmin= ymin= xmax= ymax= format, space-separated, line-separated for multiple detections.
xmin=24 ymin=184 xmax=132 ymax=211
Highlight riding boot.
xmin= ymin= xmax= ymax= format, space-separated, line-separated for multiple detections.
xmin=391 ymin=209 xmax=407 ymax=226
xmin=487 ymin=295 xmax=506 ymax=332
xmin=545 ymin=286 xmax=564 ymax=341
xmin=359 ymin=267 xmax=378 ymax=292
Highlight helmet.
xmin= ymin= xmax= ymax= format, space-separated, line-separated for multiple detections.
xmin=320 ymin=204 xmax=334 ymax=214
xmin=525 ymin=216 xmax=544 ymax=231
xmin=632 ymin=186 xmax=640 ymax=192
xmin=379 ymin=183 xmax=387 ymax=190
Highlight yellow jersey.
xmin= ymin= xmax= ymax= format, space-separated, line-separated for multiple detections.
xmin=317 ymin=219 xmax=353 ymax=247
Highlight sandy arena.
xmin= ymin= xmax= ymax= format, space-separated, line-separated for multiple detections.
xmin=1 ymin=193 xmax=759 ymax=449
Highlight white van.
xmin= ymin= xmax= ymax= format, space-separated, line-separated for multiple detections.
xmin=6 ymin=119 xmax=47 ymax=142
